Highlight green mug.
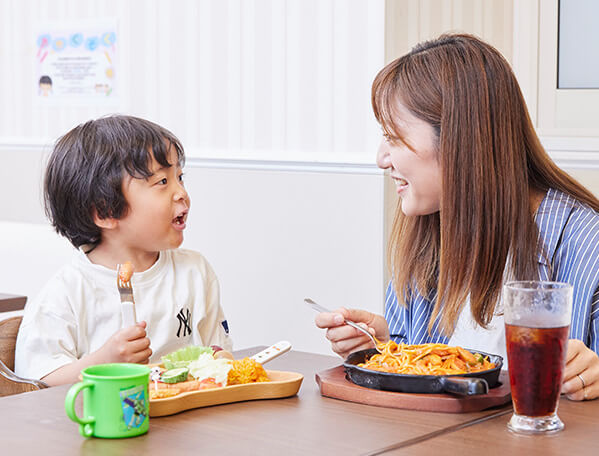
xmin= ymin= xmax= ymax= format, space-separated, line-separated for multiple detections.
xmin=65 ymin=363 xmax=150 ymax=438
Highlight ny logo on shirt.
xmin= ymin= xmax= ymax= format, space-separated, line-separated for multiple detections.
xmin=176 ymin=308 xmax=192 ymax=337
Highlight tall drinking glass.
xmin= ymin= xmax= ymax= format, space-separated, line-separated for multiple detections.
xmin=503 ymin=281 xmax=572 ymax=434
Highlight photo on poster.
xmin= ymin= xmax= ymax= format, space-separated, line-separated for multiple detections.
xmin=35 ymin=19 xmax=118 ymax=105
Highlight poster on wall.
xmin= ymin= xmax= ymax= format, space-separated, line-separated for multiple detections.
xmin=35 ymin=19 xmax=118 ymax=104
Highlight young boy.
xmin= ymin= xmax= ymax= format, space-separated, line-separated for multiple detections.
xmin=15 ymin=115 xmax=232 ymax=385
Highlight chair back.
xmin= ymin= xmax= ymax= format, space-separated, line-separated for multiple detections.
xmin=0 ymin=316 xmax=42 ymax=396
xmin=0 ymin=316 xmax=21 ymax=370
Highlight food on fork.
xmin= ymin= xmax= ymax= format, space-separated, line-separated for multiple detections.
xmin=116 ymin=261 xmax=137 ymax=327
xmin=118 ymin=261 xmax=134 ymax=282
xmin=358 ymin=342 xmax=495 ymax=375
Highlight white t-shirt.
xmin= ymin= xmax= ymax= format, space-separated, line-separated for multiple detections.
xmin=15 ymin=248 xmax=232 ymax=380
xmin=448 ymin=298 xmax=507 ymax=369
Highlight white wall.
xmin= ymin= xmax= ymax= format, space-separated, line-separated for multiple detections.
xmin=181 ymin=165 xmax=384 ymax=354
xmin=0 ymin=146 xmax=385 ymax=355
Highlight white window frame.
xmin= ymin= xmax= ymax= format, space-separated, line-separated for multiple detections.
xmin=512 ymin=0 xmax=599 ymax=168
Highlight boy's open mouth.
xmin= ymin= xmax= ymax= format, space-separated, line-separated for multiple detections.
xmin=172 ymin=210 xmax=188 ymax=228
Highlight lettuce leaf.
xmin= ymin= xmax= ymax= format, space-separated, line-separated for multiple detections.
xmin=161 ymin=345 xmax=214 ymax=369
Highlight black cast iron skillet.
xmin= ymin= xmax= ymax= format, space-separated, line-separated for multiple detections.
xmin=343 ymin=348 xmax=503 ymax=396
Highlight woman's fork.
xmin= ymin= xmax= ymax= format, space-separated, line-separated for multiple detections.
xmin=304 ymin=298 xmax=385 ymax=353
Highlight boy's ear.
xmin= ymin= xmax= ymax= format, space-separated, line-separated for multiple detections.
xmin=92 ymin=207 xmax=118 ymax=230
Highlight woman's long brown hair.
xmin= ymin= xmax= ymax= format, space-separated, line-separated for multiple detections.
xmin=372 ymin=34 xmax=599 ymax=336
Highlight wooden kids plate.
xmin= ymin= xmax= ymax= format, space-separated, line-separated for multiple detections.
xmin=149 ymin=370 xmax=304 ymax=417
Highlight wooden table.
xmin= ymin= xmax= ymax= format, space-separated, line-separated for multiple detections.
xmin=0 ymin=348 xmax=596 ymax=455
xmin=388 ymin=397 xmax=599 ymax=455
xmin=0 ymin=293 xmax=26 ymax=312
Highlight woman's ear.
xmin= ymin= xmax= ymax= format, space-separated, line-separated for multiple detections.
xmin=92 ymin=207 xmax=118 ymax=230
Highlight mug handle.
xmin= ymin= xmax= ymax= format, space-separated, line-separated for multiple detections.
xmin=64 ymin=380 xmax=95 ymax=437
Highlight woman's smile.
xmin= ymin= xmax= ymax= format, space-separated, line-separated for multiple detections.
xmin=391 ymin=175 xmax=409 ymax=193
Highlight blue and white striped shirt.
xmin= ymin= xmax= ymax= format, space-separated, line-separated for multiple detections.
xmin=385 ymin=188 xmax=599 ymax=354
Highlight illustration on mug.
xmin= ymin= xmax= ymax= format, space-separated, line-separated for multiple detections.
xmin=119 ymin=385 xmax=148 ymax=429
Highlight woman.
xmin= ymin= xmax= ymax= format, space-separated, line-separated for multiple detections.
xmin=316 ymin=34 xmax=599 ymax=401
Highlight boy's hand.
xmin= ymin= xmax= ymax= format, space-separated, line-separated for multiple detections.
xmin=41 ymin=321 xmax=152 ymax=386
xmin=95 ymin=321 xmax=152 ymax=364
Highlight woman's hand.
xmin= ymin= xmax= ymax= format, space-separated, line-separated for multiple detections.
xmin=314 ymin=308 xmax=389 ymax=359
xmin=561 ymin=339 xmax=599 ymax=401
xmin=94 ymin=321 xmax=153 ymax=365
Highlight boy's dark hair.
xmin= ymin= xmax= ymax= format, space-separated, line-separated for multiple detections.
xmin=44 ymin=115 xmax=185 ymax=248
xmin=39 ymin=75 xmax=52 ymax=85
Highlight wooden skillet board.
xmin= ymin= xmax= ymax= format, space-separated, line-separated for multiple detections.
xmin=315 ymin=366 xmax=511 ymax=413
xmin=149 ymin=370 xmax=304 ymax=417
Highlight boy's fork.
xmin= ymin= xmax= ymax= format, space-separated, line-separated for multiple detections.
xmin=117 ymin=262 xmax=137 ymax=327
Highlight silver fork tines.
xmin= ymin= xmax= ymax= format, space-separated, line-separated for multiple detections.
xmin=117 ymin=276 xmax=134 ymax=302
xmin=117 ymin=263 xmax=137 ymax=327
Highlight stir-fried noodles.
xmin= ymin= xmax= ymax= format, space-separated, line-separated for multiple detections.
xmin=358 ymin=341 xmax=495 ymax=375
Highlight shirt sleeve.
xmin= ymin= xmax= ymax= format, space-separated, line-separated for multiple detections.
xmin=196 ymin=273 xmax=233 ymax=352
xmin=552 ymin=205 xmax=599 ymax=355
xmin=589 ymin=286 xmax=599 ymax=354
xmin=14 ymin=284 xmax=79 ymax=380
